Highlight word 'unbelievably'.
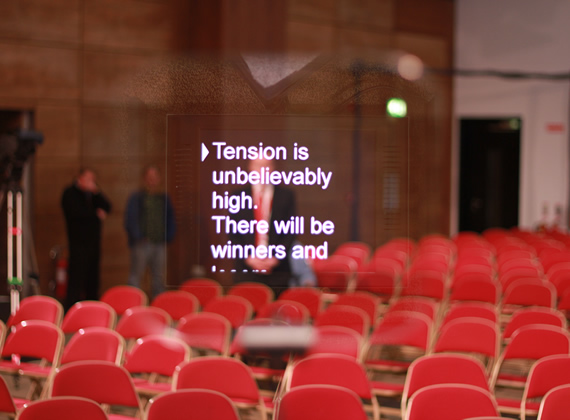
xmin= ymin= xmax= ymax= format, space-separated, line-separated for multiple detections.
xmin=212 ymin=166 xmax=332 ymax=190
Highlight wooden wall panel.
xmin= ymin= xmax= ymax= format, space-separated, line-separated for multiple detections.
xmin=338 ymin=28 xmax=392 ymax=51
xmin=288 ymin=0 xmax=338 ymax=22
xmin=286 ymin=21 xmax=336 ymax=53
xmin=0 ymin=43 xmax=79 ymax=100
xmin=82 ymin=52 xmax=162 ymax=104
xmin=222 ymin=0 xmax=287 ymax=53
xmin=82 ymin=106 xmax=140 ymax=159
xmin=395 ymin=0 xmax=454 ymax=39
xmin=338 ymin=0 xmax=393 ymax=30
xmin=395 ymin=33 xmax=450 ymax=68
xmin=0 ymin=0 xmax=80 ymax=44
xmin=35 ymin=105 xmax=80 ymax=159
xmin=84 ymin=0 xmax=174 ymax=51
xmin=34 ymin=161 xmax=78 ymax=216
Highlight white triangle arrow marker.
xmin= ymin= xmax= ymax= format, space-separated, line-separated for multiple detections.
xmin=201 ymin=143 xmax=209 ymax=162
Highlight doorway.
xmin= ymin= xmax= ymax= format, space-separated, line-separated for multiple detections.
xmin=459 ymin=118 xmax=521 ymax=233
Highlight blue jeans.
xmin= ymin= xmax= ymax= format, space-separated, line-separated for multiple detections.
xmin=128 ymin=241 xmax=166 ymax=299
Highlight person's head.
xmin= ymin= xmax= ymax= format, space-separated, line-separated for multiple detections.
xmin=76 ymin=168 xmax=97 ymax=192
xmin=143 ymin=165 xmax=161 ymax=192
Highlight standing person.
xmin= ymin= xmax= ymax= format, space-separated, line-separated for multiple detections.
xmin=61 ymin=168 xmax=111 ymax=310
xmin=124 ymin=165 xmax=176 ymax=298
xmin=228 ymin=157 xmax=297 ymax=297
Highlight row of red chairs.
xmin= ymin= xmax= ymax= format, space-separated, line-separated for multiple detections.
xmin=12 ymin=379 xmax=570 ymax=420
xmin=8 ymin=347 xmax=570 ymax=420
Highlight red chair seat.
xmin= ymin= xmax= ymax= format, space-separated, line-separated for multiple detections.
xmin=0 ymin=360 xmax=51 ymax=377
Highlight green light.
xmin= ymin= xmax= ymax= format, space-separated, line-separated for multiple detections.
xmin=387 ymin=98 xmax=407 ymax=118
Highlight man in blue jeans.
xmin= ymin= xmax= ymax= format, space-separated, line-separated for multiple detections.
xmin=124 ymin=165 xmax=176 ymax=298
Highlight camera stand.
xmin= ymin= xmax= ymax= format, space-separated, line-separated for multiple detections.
xmin=6 ymin=188 xmax=23 ymax=316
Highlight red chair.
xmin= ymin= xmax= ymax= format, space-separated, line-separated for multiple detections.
xmin=314 ymin=305 xmax=370 ymax=337
xmin=497 ymin=354 xmax=570 ymax=419
xmin=333 ymin=242 xmax=372 ymax=269
xmin=404 ymin=384 xmax=500 ymax=420
xmin=61 ymin=327 xmax=125 ymax=365
xmin=256 ymin=300 xmax=311 ymax=325
xmin=408 ymin=255 xmax=450 ymax=276
xmin=227 ymin=282 xmax=274 ymax=313
xmin=330 ymin=291 xmax=381 ymax=328
xmin=0 ymin=374 xmax=26 ymax=417
xmin=287 ymin=354 xmax=380 ymax=420
xmin=452 ymin=266 xmax=494 ymax=284
xmin=373 ymin=247 xmax=409 ymax=272
xmin=61 ymin=301 xmax=117 ymax=334
xmin=278 ymin=288 xmax=323 ymax=319
xmin=540 ymin=250 xmax=570 ymax=274
xmin=502 ymin=280 xmax=557 ymax=313
xmin=433 ymin=317 xmax=499 ymax=373
xmin=277 ymin=384 xmax=368 ymax=420
xmin=537 ymin=384 xmax=570 ymax=420
xmin=100 ymin=285 xmax=148 ymax=317
xmin=115 ymin=306 xmax=172 ymax=345
xmin=145 ymin=389 xmax=240 ymax=420
xmin=384 ymin=296 xmax=440 ymax=321
xmin=17 ymin=396 xmax=109 ymax=420
xmin=491 ymin=325 xmax=570 ymax=390
xmin=203 ymin=295 xmax=253 ymax=329
xmin=365 ymin=311 xmax=433 ymax=398
xmin=366 ymin=311 xmax=433 ymax=366
xmin=399 ymin=270 xmax=446 ymax=301
xmin=500 ymin=269 xmax=543 ymax=291
xmin=383 ymin=237 xmax=416 ymax=255
xmin=440 ymin=301 xmax=498 ymax=327
xmin=50 ymin=360 xmax=143 ymax=420
xmin=175 ymin=312 xmax=232 ymax=356
xmin=179 ymin=278 xmax=223 ymax=307
xmin=123 ymin=335 xmax=191 ymax=397
xmin=355 ymin=257 xmax=400 ymax=302
xmin=449 ymin=277 xmax=501 ymax=305
xmin=150 ymin=290 xmax=199 ymax=321
xmin=0 ymin=320 xmax=64 ymax=399
xmin=502 ymin=307 xmax=567 ymax=341
xmin=305 ymin=325 xmax=364 ymax=361
xmin=174 ymin=357 xmax=270 ymax=420
xmin=498 ymin=258 xmax=539 ymax=275
xmin=496 ymin=249 xmax=535 ymax=266
xmin=401 ymin=354 xmax=491 ymax=418
xmin=313 ymin=255 xmax=357 ymax=292
xmin=546 ymin=264 xmax=570 ymax=301
xmin=7 ymin=295 xmax=63 ymax=328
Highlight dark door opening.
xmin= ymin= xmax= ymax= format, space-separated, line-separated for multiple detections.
xmin=459 ymin=118 xmax=521 ymax=233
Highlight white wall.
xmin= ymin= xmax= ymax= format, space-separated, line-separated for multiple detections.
xmin=453 ymin=0 xmax=570 ymax=233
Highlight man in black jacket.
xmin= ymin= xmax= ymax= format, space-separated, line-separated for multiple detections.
xmin=61 ymin=168 xmax=111 ymax=310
